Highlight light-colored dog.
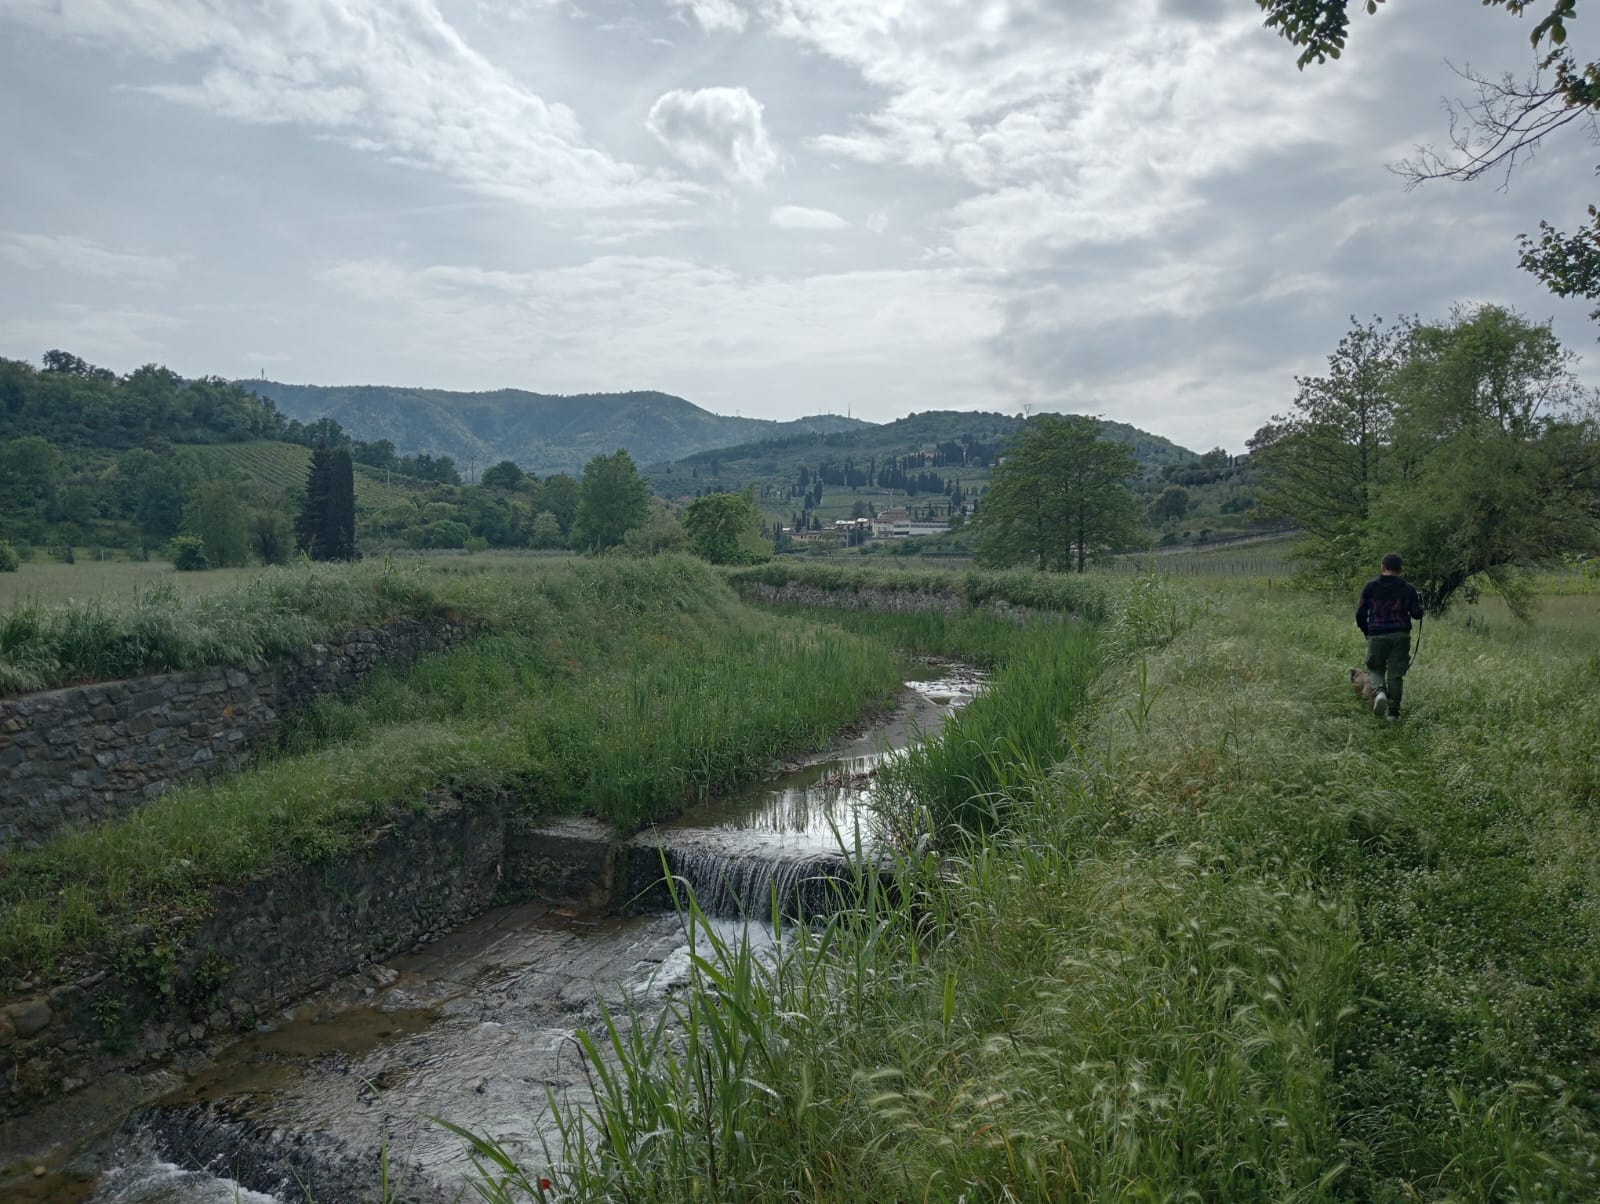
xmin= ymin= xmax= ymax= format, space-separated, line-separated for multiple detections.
xmin=1349 ymin=667 xmax=1376 ymax=704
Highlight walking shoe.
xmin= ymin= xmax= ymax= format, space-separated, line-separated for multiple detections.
xmin=1373 ymin=691 xmax=1389 ymax=719
xmin=1386 ymin=712 xmax=1400 ymax=723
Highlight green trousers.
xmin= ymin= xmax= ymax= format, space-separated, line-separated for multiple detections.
xmin=1366 ymin=631 xmax=1412 ymax=713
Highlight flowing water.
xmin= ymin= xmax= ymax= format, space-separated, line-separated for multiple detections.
xmin=28 ymin=666 xmax=981 ymax=1204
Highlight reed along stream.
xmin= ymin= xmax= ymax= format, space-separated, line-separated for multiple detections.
xmin=30 ymin=665 xmax=982 ymax=1204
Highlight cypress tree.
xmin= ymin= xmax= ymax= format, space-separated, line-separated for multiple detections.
xmin=294 ymin=445 xmax=332 ymax=558
xmin=323 ymin=448 xmax=357 ymax=560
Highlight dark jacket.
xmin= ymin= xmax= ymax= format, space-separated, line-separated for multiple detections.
xmin=1357 ymin=574 xmax=1424 ymax=636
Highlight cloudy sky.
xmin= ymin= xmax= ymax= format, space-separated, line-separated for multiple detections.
xmin=1 ymin=0 xmax=1596 ymax=452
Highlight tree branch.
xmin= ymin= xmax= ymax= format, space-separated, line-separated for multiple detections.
xmin=1393 ymin=61 xmax=1596 ymax=191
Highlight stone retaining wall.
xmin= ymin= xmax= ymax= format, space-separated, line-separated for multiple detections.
xmin=0 ymin=803 xmax=624 ymax=1146
xmin=0 ymin=796 xmax=514 ymax=1153
xmin=0 ymin=619 xmax=471 ymax=853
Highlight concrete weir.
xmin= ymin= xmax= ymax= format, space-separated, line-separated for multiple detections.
xmin=2 ymin=668 xmax=983 ymax=1203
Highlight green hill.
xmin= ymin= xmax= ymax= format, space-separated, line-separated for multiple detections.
xmin=242 ymin=381 xmax=868 ymax=478
xmin=650 ymin=411 xmax=1196 ymax=488
xmin=649 ymin=411 xmax=1196 ymax=497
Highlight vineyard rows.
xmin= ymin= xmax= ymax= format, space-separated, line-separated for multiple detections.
xmin=186 ymin=442 xmax=423 ymax=510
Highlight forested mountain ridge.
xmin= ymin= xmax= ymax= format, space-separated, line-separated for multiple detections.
xmin=648 ymin=410 xmax=1199 ymax=493
xmin=245 ymin=380 xmax=868 ymax=478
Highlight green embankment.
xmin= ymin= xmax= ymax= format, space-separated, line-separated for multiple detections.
xmin=515 ymin=578 xmax=1600 ymax=1203
xmin=0 ymin=556 xmax=903 ymax=988
xmin=0 ymin=559 xmax=461 ymax=694
xmin=726 ymin=560 xmax=1122 ymax=621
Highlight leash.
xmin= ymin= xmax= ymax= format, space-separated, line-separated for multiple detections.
xmin=1412 ymin=614 xmax=1424 ymax=667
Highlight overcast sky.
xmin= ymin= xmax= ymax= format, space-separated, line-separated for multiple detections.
xmin=1 ymin=0 xmax=1596 ymax=452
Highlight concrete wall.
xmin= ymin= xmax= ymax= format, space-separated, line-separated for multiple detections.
xmin=0 ymin=619 xmax=471 ymax=853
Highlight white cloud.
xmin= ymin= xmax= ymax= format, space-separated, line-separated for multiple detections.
xmin=669 ymin=0 xmax=748 ymax=34
xmin=769 ymin=205 xmax=848 ymax=230
xmin=1 ymin=302 xmax=184 ymax=358
xmin=0 ymin=232 xmax=182 ymax=285
xmin=647 ymin=87 xmax=781 ymax=187
xmin=314 ymin=254 xmax=1002 ymax=417
xmin=762 ymin=0 xmax=1343 ymax=267
xmin=3 ymin=0 xmax=687 ymax=211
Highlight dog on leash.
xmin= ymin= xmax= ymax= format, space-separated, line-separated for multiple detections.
xmin=1348 ymin=668 xmax=1375 ymax=704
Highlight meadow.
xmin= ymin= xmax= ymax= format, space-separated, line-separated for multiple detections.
xmin=0 ymin=558 xmax=267 ymax=609
xmin=490 ymin=565 xmax=1600 ymax=1203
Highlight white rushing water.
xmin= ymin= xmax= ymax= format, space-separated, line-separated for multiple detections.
xmin=89 ymin=1149 xmax=284 ymax=1204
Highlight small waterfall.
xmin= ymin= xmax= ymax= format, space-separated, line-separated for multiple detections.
xmin=84 ymin=1126 xmax=289 ymax=1204
xmin=631 ymin=842 xmax=866 ymax=920
xmin=98 ymin=1106 xmax=459 ymax=1204
xmin=90 ymin=1160 xmax=283 ymax=1204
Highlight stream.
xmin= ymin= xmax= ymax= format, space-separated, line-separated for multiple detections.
xmin=25 ymin=665 xmax=983 ymax=1203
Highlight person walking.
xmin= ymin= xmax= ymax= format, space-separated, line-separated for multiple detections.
xmin=1356 ymin=552 xmax=1426 ymax=722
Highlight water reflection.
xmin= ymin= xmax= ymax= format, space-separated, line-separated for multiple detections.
xmin=651 ymin=669 xmax=985 ymax=856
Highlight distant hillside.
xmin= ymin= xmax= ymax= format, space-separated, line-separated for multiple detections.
xmin=242 ymin=381 xmax=867 ymax=478
xmin=648 ymin=410 xmax=1198 ymax=491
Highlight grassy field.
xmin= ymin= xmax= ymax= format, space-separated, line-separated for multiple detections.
xmin=0 ymin=559 xmax=472 ymax=693
xmin=0 ymin=559 xmax=268 ymax=609
xmin=501 ymin=577 xmax=1600 ymax=1203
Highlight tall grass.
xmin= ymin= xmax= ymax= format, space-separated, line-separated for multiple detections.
xmin=727 ymin=561 xmax=1118 ymax=622
xmin=747 ymin=605 xmax=1065 ymax=668
xmin=0 ymin=559 xmax=467 ymax=694
xmin=478 ymin=581 xmax=1600 ymax=1202
xmin=0 ymin=556 xmax=904 ymax=985
xmin=878 ymin=624 xmax=1101 ymax=835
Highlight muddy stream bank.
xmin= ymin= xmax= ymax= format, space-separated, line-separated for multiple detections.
xmin=16 ymin=665 xmax=983 ymax=1204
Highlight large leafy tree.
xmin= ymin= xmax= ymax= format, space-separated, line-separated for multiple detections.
xmin=480 ymin=459 xmax=525 ymax=491
xmin=684 ymin=490 xmax=769 ymax=565
xmin=1249 ymin=316 xmax=1405 ymax=582
xmin=1258 ymin=1 xmax=1600 ymax=319
xmin=184 ymin=478 xmax=251 ymax=568
xmin=529 ymin=510 xmax=565 ymax=549
xmin=1251 ymin=305 xmax=1600 ymax=611
xmin=112 ymin=448 xmax=184 ymax=540
xmin=976 ymin=414 xmax=1141 ymax=573
xmin=573 ymin=450 xmax=650 ymax=552
xmin=541 ymin=473 xmax=581 ymax=537
xmin=0 ymin=436 xmax=62 ymax=521
xmin=1379 ymin=305 xmax=1600 ymax=612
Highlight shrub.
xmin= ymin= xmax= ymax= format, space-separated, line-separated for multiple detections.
xmin=169 ymin=535 xmax=209 ymax=572
xmin=0 ymin=543 xmax=17 ymax=573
